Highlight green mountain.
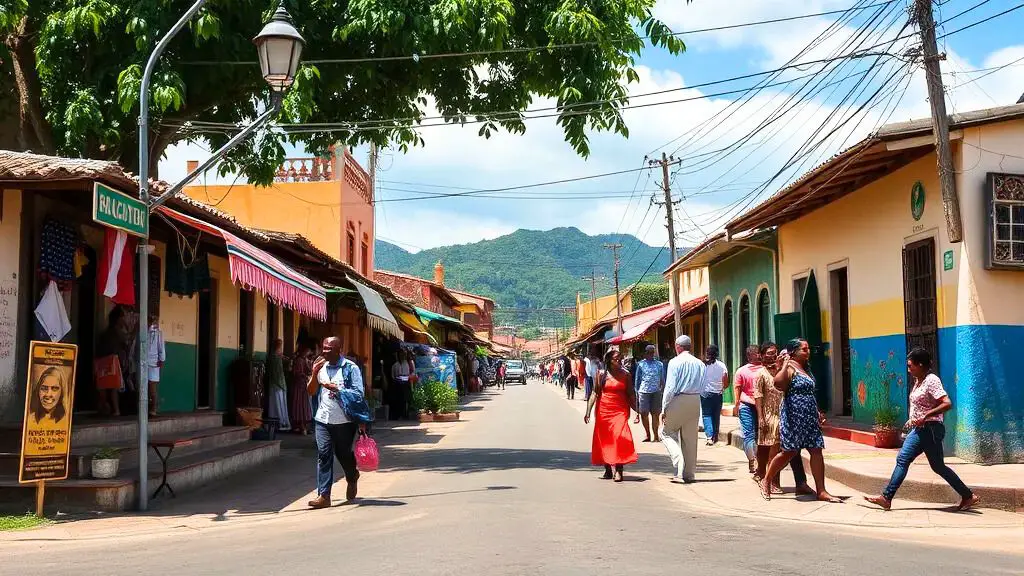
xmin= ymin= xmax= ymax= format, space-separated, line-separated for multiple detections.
xmin=374 ymin=228 xmax=676 ymax=315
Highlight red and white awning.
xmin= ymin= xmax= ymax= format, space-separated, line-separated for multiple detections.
xmin=157 ymin=207 xmax=327 ymax=320
xmin=605 ymin=296 xmax=708 ymax=344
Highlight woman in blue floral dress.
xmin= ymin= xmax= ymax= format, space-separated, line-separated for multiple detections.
xmin=758 ymin=338 xmax=840 ymax=503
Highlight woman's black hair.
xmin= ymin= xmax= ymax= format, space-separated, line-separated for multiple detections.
xmin=760 ymin=341 xmax=777 ymax=355
xmin=29 ymin=367 xmax=66 ymax=424
xmin=705 ymin=344 xmax=720 ymax=362
xmin=785 ymin=338 xmax=806 ymax=354
xmin=603 ymin=348 xmax=618 ymax=368
xmin=907 ymin=347 xmax=933 ymax=370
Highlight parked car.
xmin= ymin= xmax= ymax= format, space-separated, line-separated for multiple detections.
xmin=504 ymin=360 xmax=527 ymax=384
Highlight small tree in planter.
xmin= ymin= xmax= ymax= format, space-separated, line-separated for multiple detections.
xmin=91 ymin=447 xmax=121 ymax=479
xmin=413 ymin=380 xmax=460 ymax=422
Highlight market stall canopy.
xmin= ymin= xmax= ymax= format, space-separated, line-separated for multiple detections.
xmin=415 ymin=307 xmax=463 ymax=326
xmin=605 ymin=296 xmax=708 ymax=344
xmin=347 ymin=275 xmax=402 ymax=339
xmin=392 ymin=307 xmax=437 ymax=344
xmin=157 ymin=206 xmax=326 ymax=320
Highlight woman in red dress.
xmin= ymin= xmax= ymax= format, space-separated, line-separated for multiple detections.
xmin=585 ymin=349 xmax=639 ymax=482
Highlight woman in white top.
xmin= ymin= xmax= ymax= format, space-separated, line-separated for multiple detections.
xmin=700 ymin=344 xmax=729 ymax=445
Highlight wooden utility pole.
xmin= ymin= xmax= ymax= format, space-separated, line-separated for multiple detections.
xmin=914 ymin=0 xmax=962 ymax=243
xmin=603 ymin=243 xmax=624 ymax=334
xmin=651 ymin=153 xmax=684 ymax=336
xmin=580 ymin=268 xmax=603 ymax=330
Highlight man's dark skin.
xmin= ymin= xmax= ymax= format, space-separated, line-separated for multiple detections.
xmin=307 ymin=336 xmax=365 ymax=432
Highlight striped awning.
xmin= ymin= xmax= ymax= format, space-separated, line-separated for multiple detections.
xmin=156 ymin=206 xmax=327 ymax=320
xmin=347 ymin=276 xmax=402 ymax=339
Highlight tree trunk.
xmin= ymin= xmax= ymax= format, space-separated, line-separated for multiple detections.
xmin=5 ymin=17 xmax=55 ymax=155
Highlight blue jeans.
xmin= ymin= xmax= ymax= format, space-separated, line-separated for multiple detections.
xmin=584 ymin=376 xmax=594 ymax=401
xmin=315 ymin=421 xmax=360 ymax=498
xmin=738 ymin=402 xmax=758 ymax=461
xmin=700 ymin=393 xmax=723 ymax=441
xmin=882 ymin=422 xmax=972 ymax=501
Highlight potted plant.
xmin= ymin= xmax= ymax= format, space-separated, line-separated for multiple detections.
xmin=411 ymin=384 xmax=432 ymax=422
xmin=91 ymin=447 xmax=121 ymax=479
xmin=872 ymin=402 xmax=903 ymax=448
xmin=413 ymin=380 xmax=460 ymax=422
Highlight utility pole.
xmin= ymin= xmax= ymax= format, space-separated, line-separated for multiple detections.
xmin=580 ymin=268 xmax=603 ymax=331
xmin=603 ymin=243 xmax=624 ymax=334
xmin=914 ymin=0 xmax=962 ymax=243
xmin=651 ymin=153 xmax=685 ymax=337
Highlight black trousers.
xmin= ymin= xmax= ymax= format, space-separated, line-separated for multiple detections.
xmin=566 ymin=376 xmax=577 ymax=399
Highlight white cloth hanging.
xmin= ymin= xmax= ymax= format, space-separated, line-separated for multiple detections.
xmin=35 ymin=280 xmax=71 ymax=342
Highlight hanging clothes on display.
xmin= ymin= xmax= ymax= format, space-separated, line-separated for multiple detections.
xmin=39 ymin=218 xmax=77 ymax=290
xmin=34 ymin=280 xmax=71 ymax=342
xmin=97 ymin=227 xmax=137 ymax=305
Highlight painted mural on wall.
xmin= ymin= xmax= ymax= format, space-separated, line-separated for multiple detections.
xmin=850 ymin=344 xmax=907 ymax=425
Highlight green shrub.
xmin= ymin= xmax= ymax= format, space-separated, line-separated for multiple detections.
xmin=93 ymin=447 xmax=121 ymax=460
xmin=412 ymin=380 xmax=459 ymax=414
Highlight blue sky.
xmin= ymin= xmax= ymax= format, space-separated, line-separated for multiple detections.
xmin=162 ymin=0 xmax=1024 ymax=268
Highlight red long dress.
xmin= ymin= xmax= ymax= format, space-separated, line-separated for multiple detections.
xmin=591 ymin=371 xmax=639 ymax=466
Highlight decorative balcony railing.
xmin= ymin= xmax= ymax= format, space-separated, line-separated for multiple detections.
xmin=274 ymin=157 xmax=335 ymax=182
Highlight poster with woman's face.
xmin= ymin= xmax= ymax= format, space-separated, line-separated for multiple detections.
xmin=19 ymin=341 xmax=77 ymax=483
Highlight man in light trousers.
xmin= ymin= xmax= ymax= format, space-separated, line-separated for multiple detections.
xmin=661 ymin=335 xmax=706 ymax=483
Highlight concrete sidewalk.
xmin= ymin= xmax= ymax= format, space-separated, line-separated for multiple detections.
xmin=707 ymin=414 xmax=1024 ymax=513
xmin=546 ymin=380 xmax=1024 ymax=529
xmin=0 ymin=392 xmax=493 ymax=541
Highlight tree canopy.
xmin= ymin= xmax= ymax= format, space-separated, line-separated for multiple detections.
xmin=1 ymin=0 xmax=684 ymax=182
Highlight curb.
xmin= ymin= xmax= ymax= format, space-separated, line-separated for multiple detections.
xmin=708 ymin=425 xmax=1023 ymax=513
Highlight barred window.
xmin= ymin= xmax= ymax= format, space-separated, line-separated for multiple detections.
xmin=988 ymin=173 xmax=1024 ymax=269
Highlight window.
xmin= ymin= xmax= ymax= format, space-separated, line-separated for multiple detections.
xmin=757 ymin=288 xmax=771 ymax=344
xmin=987 ymin=172 xmax=1024 ymax=269
xmin=723 ymin=299 xmax=734 ymax=368
xmin=361 ymin=241 xmax=369 ymax=276
xmin=710 ymin=303 xmax=719 ymax=347
xmin=793 ymin=276 xmax=808 ymax=309
xmin=739 ymin=293 xmax=751 ymax=353
xmin=346 ymin=230 xmax=356 ymax=265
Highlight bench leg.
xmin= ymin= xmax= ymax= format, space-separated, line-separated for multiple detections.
xmin=151 ymin=446 xmax=176 ymax=499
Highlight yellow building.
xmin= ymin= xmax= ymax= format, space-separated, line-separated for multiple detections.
xmin=576 ymin=288 xmax=633 ymax=337
xmin=184 ymin=147 xmax=375 ymax=277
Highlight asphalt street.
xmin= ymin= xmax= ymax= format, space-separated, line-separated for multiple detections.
xmin=3 ymin=381 xmax=1022 ymax=575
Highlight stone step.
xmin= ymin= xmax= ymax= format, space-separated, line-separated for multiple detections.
xmin=69 ymin=411 xmax=226 ymax=446
xmin=0 ymin=440 xmax=280 ymax=513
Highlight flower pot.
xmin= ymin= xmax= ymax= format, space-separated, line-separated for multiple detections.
xmin=873 ymin=426 xmax=902 ymax=449
xmin=418 ymin=412 xmax=434 ymax=423
xmin=91 ymin=458 xmax=120 ymax=479
xmin=433 ymin=412 xmax=460 ymax=422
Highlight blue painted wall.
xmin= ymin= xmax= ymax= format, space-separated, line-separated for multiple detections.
xmin=846 ymin=325 xmax=1024 ymax=463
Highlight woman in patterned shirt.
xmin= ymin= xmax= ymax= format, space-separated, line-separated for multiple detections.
xmin=864 ymin=347 xmax=979 ymax=511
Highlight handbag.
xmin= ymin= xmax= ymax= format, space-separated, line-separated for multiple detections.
xmin=354 ymin=431 xmax=379 ymax=472
xmin=337 ymin=362 xmax=374 ymax=424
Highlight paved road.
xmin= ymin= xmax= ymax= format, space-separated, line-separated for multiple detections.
xmin=3 ymin=382 xmax=1022 ymax=574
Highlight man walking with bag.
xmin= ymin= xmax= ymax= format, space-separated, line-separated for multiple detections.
xmin=307 ymin=336 xmax=367 ymax=509
xmin=661 ymin=335 xmax=705 ymax=483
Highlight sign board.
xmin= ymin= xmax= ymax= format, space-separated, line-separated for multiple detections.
xmin=943 ymin=250 xmax=955 ymax=271
xmin=19 ymin=341 xmax=78 ymax=483
xmin=93 ymin=182 xmax=148 ymax=237
xmin=911 ymin=181 xmax=926 ymax=221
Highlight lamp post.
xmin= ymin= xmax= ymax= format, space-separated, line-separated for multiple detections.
xmin=135 ymin=1 xmax=304 ymax=511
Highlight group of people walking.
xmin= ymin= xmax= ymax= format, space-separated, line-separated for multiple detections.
xmin=580 ymin=335 xmax=980 ymax=511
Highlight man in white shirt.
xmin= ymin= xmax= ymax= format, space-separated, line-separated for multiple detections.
xmin=307 ymin=336 xmax=365 ymax=509
xmin=661 ymin=335 xmax=706 ymax=483
xmin=146 ymin=313 xmax=166 ymax=417
xmin=584 ymin=351 xmax=601 ymax=401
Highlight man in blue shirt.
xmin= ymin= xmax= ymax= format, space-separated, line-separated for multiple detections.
xmin=661 ymin=335 xmax=706 ymax=483
xmin=634 ymin=344 xmax=666 ymax=442
xmin=307 ymin=336 xmax=365 ymax=509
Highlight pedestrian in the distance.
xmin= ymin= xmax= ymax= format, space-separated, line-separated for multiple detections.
xmin=584 ymin=351 xmax=600 ymax=401
xmin=584 ymin=349 xmax=638 ymax=483
xmin=307 ymin=336 xmax=365 ymax=509
xmin=753 ymin=341 xmax=811 ymax=495
xmin=289 ymin=343 xmax=314 ymax=435
xmin=865 ymin=347 xmax=979 ymax=511
xmin=267 ymin=338 xmax=291 ymax=432
xmin=146 ymin=312 xmax=166 ymax=417
xmin=732 ymin=345 xmax=762 ymax=474
xmin=565 ymin=353 xmax=578 ymax=400
xmin=661 ymin=335 xmax=705 ymax=483
xmin=634 ymin=345 xmax=665 ymax=443
xmin=700 ymin=344 xmax=728 ymax=445
xmin=759 ymin=338 xmax=839 ymax=503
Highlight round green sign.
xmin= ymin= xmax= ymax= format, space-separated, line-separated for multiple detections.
xmin=911 ymin=181 xmax=926 ymax=221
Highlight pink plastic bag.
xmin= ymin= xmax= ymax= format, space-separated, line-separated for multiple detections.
xmin=354 ymin=432 xmax=379 ymax=472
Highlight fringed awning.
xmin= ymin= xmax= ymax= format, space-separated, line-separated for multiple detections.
xmin=347 ymin=276 xmax=402 ymax=339
xmin=157 ymin=206 xmax=327 ymax=320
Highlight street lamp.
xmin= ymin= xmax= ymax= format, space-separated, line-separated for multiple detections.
xmin=136 ymin=0 xmax=304 ymax=511
xmin=254 ymin=3 xmax=305 ymax=92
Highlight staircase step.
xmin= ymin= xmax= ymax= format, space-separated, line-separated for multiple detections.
xmin=0 ymin=440 xmax=280 ymax=512
xmin=70 ymin=412 xmax=226 ymax=446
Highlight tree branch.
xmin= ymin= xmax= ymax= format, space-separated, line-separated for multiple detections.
xmin=5 ymin=17 xmax=54 ymax=155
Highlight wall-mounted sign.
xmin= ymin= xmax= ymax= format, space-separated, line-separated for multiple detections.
xmin=911 ymin=181 xmax=926 ymax=221
xmin=93 ymin=182 xmax=148 ymax=237
xmin=19 ymin=341 xmax=77 ymax=483
xmin=943 ymin=250 xmax=954 ymax=271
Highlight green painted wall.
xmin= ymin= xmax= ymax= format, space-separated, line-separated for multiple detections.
xmin=161 ymin=342 xmax=197 ymax=412
xmin=708 ymin=235 xmax=778 ymax=403
xmin=216 ymin=348 xmax=239 ymax=411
